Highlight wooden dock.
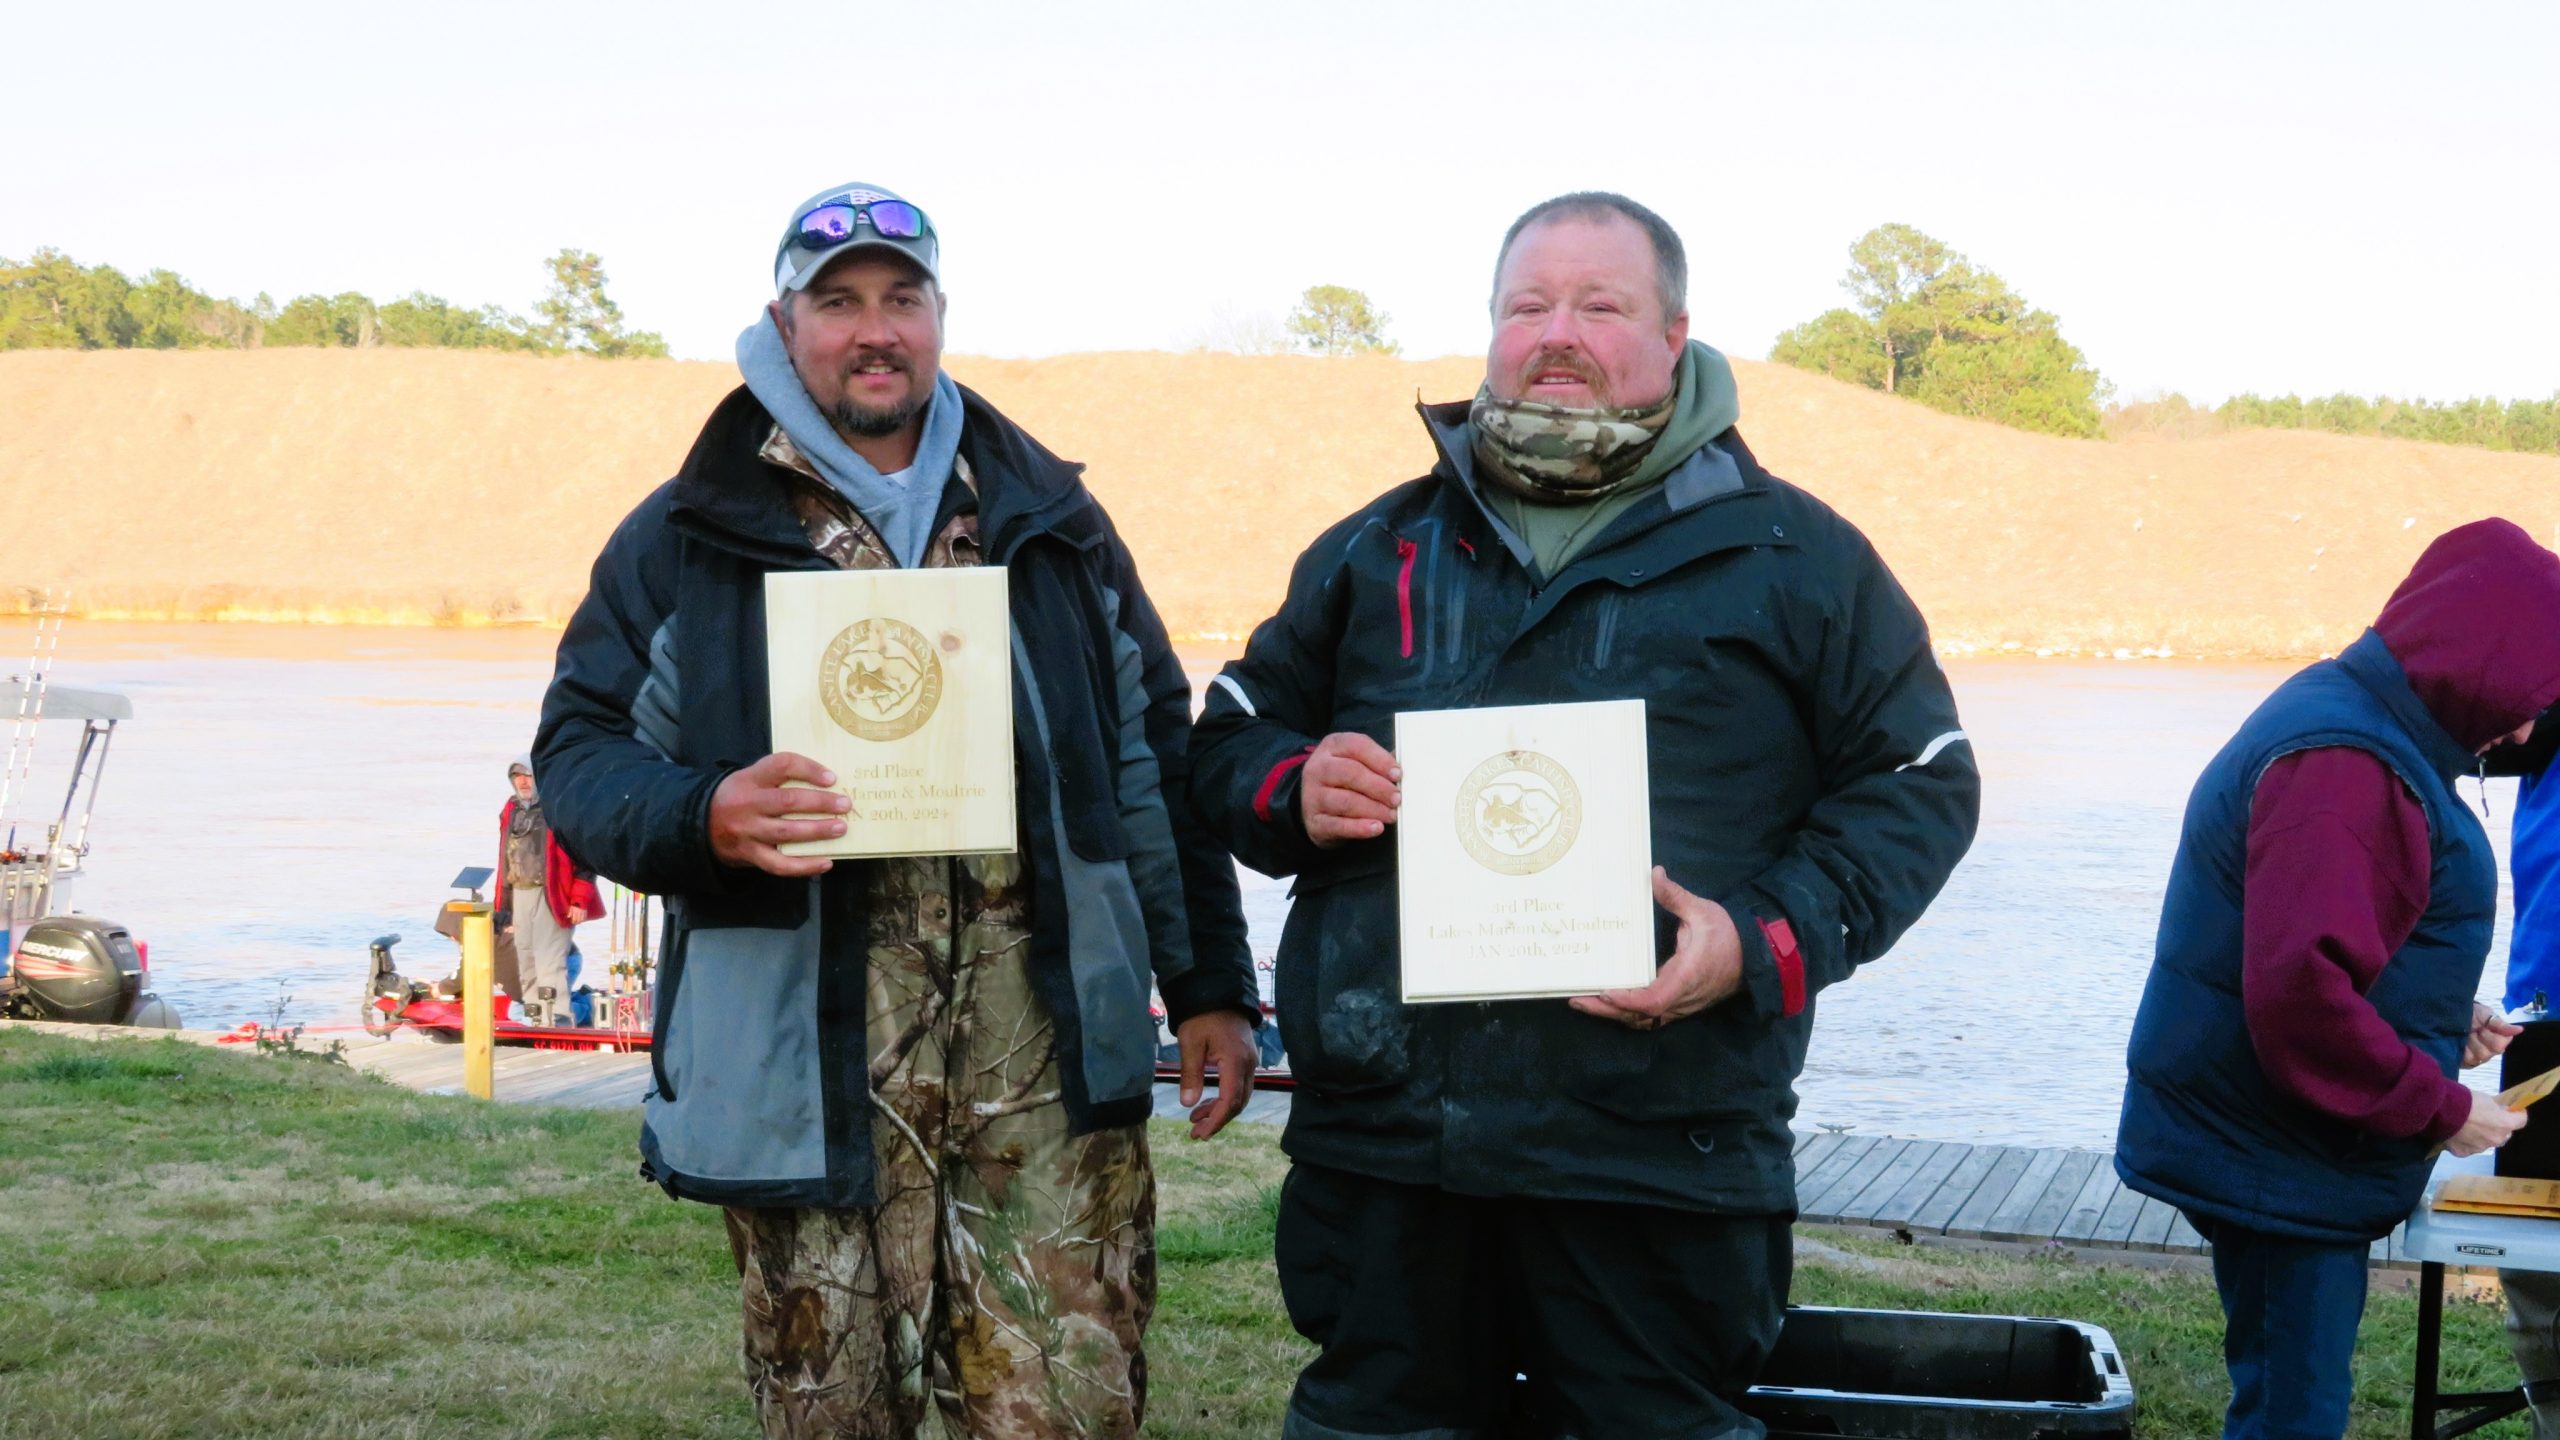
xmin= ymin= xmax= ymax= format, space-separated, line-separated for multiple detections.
xmin=1787 ymin=1130 xmax=2422 ymax=1272
xmin=0 ymin=1021 xmax=2429 ymax=1268
xmin=339 ymin=1038 xmax=1298 ymax=1122
xmin=2 ymin=1020 xmax=656 ymax=1109
xmin=337 ymin=1034 xmax=655 ymax=1108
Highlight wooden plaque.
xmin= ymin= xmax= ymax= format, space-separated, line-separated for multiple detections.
xmin=1393 ymin=699 xmax=1656 ymax=1003
xmin=764 ymin=567 xmax=1015 ymax=858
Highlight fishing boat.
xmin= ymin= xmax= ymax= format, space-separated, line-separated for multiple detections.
xmin=0 ymin=676 xmax=181 ymax=1029
xmin=359 ymin=868 xmax=654 ymax=1051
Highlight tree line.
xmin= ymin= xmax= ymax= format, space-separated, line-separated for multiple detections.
xmin=13 ymin=234 xmax=2548 ymax=457
xmin=2112 ymin=390 xmax=2560 ymax=456
xmin=1773 ymin=222 xmax=2554 ymax=457
xmin=0 ymin=248 xmax=666 ymax=357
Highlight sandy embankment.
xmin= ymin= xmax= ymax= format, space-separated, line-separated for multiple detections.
xmin=2 ymin=348 xmax=2552 ymax=658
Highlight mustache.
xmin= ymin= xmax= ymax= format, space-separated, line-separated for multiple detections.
xmin=1517 ymin=350 xmax=1600 ymax=390
xmin=847 ymin=348 xmax=911 ymax=375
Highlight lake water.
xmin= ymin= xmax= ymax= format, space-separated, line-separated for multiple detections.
xmin=4 ymin=623 xmax=2526 ymax=1150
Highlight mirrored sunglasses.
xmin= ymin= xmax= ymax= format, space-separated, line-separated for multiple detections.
xmin=794 ymin=199 xmax=929 ymax=251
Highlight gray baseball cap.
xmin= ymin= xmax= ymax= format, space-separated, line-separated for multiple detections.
xmin=773 ymin=182 xmax=940 ymax=297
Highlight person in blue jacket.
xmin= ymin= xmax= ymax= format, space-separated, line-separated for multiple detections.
xmin=2504 ymin=723 xmax=2560 ymax=1438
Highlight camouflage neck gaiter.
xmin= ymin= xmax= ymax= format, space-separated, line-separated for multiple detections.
xmin=1467 ymin=382 xmax=1677 ymax=503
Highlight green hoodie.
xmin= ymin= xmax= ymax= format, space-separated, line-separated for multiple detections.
xmin=1485 ymin=339 xmax=1740 ymax=579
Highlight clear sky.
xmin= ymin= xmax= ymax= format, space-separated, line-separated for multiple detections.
xmin=8 ymin=0 xmax=2552 ymax=404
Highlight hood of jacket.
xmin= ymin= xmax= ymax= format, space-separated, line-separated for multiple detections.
xmin=666 ymin=382 xmax=1098 ymax=567
xmin=2373 ymin=518 xmax=2560 ymax=754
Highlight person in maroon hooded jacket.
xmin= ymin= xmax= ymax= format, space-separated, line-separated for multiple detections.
xmin=2117 ymin=518 xmax=2560 ymax=1440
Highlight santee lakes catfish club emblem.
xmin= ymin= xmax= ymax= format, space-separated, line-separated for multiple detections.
xmin=1455 ymin=749 xmax=1582 ymax=876
xmin=819 ymin=618 xmax=943 ymax=741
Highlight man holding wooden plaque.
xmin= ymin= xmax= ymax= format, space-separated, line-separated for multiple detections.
xmin=1191 ymin=193 xmax=1981 ymax=1439
xmin=535 ymin=182 xmax=1258 ymax=1440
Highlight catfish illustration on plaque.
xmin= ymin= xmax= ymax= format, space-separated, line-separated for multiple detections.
xmin=763 ymin=567 xmax=1014 ymax=858
xmin=1393 ymin=698 xmax=1656 ymax=1003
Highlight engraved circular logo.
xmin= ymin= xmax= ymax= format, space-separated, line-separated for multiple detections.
xmin=1454 ymin=749 xmax=1582 ymax=875
xmin=819 ymin=618 xmax=943 ymax=741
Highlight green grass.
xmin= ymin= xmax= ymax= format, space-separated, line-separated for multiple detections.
xmin=0 ymin=1027 xmax=2534 ymax=1437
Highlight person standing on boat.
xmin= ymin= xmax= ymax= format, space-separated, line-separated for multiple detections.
xmin=533 ymin=182 xmax=1259 ymax=1439
xmin=1188 ymin=191 xmax=1982 ymax=1440
xmin=2116 ymin=518 xmax=2560 ymax=1440
xmin=496 ymin=756 xmax=597 ymax=1027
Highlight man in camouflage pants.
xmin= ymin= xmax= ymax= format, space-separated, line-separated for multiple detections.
xmin=536 ymin=182 xmax=1261 ymax=1439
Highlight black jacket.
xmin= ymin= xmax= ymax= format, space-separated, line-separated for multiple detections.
xmin=536 ymin=383 xmax=1254 ymax=1207
xmin=1191 ymin=404 xmax=1980 ymax=1212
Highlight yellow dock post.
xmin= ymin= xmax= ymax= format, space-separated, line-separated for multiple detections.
xmin=449 ymin=899 xmax=496 ymax=1100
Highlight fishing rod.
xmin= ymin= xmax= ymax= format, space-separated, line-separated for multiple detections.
xmin=0 ymin=590 xmax=68 ymax=831
xmin=594 ymin=881 xmax=657 ymax=1037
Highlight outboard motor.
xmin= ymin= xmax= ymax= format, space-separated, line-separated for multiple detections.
xmin=5 ymin=915 xmax=181 ymax=1028
xmin=364 ymin=933 xmax=412 ymax=1037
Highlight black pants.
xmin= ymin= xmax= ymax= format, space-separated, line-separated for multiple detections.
xmin=1276 ymin=1162 xmax=1791 ymax=1440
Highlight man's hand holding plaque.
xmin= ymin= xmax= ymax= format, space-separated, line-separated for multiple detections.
xmin=1300 ymin=731 xmax=1402 ymax=847
xmin=1570 ymin=867 xmax=1744 ymax=1030
xmin=711 ymin=752 xmax=851 ymax=877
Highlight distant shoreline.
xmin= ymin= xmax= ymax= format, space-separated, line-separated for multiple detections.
xmin=0 ymin=606 xmax=2321 ymax=664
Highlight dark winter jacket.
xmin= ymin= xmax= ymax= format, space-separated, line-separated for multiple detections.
xmin=535 ymin=383 xmax=1255 ymax=1209
xmin=2116 ymin=519 xmax=2560 ymax=1242
xmin=493 ymin=797 xmax=602 ymax=930
xmin=1189 ymin=402 xmax=1980 ymax=1213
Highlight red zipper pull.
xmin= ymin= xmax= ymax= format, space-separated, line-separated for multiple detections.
xmin=1394 ymin=537 xmax=1419 ymax=660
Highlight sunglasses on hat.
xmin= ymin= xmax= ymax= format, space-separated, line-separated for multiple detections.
xmin=793 ymin=198 xmax=930 ymax=252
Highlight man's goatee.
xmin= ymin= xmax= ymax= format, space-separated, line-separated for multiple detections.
xmin=833 ymin=396 xmax=921 ymax=439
